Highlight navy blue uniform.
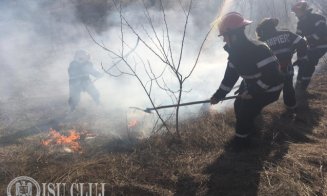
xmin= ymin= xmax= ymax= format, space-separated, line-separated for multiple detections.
xmin=296 ymin=12 xmax=327 ymax=89
xmin=212 ymin=40 xmax=283 ymax=138
xmin=259 ymin=30 xmax=307 ymax=108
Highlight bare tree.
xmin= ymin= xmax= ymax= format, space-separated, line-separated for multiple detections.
xmin=88 ymin=0 xmax=212 ymax=137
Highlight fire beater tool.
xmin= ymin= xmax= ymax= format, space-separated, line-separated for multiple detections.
xmin=130 ymin=95 xmax=238 ymax=114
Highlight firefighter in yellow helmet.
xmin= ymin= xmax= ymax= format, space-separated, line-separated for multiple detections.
xmin=68 ymin=50 xmax=102 ymax=111
xmin=256 ymin=18 xmax=308 ymax=111
xmin=292 ymin=1 xmax=327 ymax=90
xmin=210 ymin=12 xmax=284 ymax=151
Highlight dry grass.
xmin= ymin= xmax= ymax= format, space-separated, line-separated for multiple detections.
xmin=1 ymin=65 xmax=327 ymax=195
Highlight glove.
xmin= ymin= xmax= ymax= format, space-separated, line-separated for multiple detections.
xmin=210 ymin=96 xmax=220 ymax=105
xmin=293 ymin=59 xmax=309 ymax=67
xmin=240 ymin=90 xmax=253 ymax=100
xmin=210 ymin=91 xmax=226 ymax=105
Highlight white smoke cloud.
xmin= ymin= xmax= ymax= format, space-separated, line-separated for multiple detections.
xmin=0 ymin=0 xmax=310 ymax=136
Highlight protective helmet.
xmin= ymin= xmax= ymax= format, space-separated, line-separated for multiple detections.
xmin=256 ymin=18 xmax=279 ymax=37
xmin=291 ymin=1 xmax=309 ymax=14
xmin=74 ymin=50 xmax=90 ymax=63
xmin=218 ymin=12 xmax=252 ymax=36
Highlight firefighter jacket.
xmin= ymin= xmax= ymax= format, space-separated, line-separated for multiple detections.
xmin=296 ymin=12 xmax=327 ymax=49
xmin=259 ymin=30 xmax=308 ymax=71
xmin=68 ymin=61 xmax=102 ymax=81
xmin=213 ymin=40 xmax=284 ymax=100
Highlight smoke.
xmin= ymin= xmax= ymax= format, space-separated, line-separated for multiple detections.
xmin=1 ymin=0 xmax=323 ymax=137
xmin=0 ymin=0 xmax=222 ymax=137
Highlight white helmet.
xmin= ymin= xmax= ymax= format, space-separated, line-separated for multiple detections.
xmin=291 ymin=1 xmax=310 ymax=14
xmin=74 ymin=50 xmax=90 ymax=63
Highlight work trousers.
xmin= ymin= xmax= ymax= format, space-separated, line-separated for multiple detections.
xmin=234 ymin=90 xmax=281 ymax=137
xmin=297 ymin=47 xmax=327 ymax=90
xmin=283 ymin=75 xmax=296 ymax=108
xmin=281 ymin=64 xmax=296 ymax=108
xmin=68 ymin=79 xmax=100 ymax=111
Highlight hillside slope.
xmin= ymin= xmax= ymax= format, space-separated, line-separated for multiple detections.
xmin=1 ymin=63 xmax=327 ymax=195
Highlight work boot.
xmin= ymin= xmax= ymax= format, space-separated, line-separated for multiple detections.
xmin=282 ymin=105 xmax=297 ymax=119
xmin=225 ymin=136 xmax=253 ymax=152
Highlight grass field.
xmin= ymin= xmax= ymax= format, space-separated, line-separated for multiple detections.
xmin=1 ymin=64 xmax=327 ymax=195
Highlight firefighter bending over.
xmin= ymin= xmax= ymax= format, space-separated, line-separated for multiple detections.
xmin=256 ymin=18 xmax=308 ymax=111
xmin=210 ymin=12 xmax=284 ymax=151
xmin=292 ymin=1 xmax=327 ymax=90
xmin=68 ymin=50 xmax=102 ymax=111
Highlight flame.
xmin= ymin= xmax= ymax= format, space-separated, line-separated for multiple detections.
xmin=128 ymin=119 xmax=138 ymax=128
xmin=42 ymin=128 xmax=81 ymax=152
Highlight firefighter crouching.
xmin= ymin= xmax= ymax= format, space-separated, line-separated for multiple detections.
xmin=210 ymin=12 xmax=284 ymax=151
xmin=292 ymin=1 xmax=327 ymax=90
xmin=256 ymin=18 xmax=308 ymax=110
xmin=68 ymin=50 xmax=102 ymax=111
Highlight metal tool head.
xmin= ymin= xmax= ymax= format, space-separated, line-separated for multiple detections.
xmin=129 ymin=107 xmax=153 ymax=114
xmin=144 ymin=108 xmax=153 ymax=114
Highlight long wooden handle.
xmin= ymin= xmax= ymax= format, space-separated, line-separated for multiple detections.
xmin=145 ymin=95 xmax=238 ymax=112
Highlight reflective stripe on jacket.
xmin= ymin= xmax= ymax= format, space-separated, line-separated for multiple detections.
xmin=259 ymin=30 xmax=308 ymax=71
xmin=297 ymin=12 xmax=327 ymax=48
xmin=214 ymin=40 xmax=284 ymax=99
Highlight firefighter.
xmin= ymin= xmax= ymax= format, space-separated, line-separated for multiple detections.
xmin=210 ymin=12 xmax=284 ymax=150
xmin=292 ymin=1 xmax=327 ymax=90
xmin=68 ymin=50 xmax=102 ymax=111
xmin=256 ymin=18 xmax=308 ymax=110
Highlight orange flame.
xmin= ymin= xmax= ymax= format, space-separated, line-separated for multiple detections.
xmin=42 ymin=128 xmax=81 ymax=152
xmin=128 ymin=119 xmax=138 ymax=128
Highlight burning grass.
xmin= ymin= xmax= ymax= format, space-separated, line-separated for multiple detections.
xmin=41 ymin=128 xmax=82 ymax=153
xmin=1 ymin=67 xmax=327 ymax=195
